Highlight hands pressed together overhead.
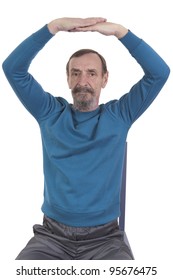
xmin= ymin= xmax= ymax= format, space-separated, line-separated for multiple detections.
xmin=48 ymin=17 xmax=128 ymax=39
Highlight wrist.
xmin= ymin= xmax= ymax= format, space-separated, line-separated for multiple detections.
xmin=47 ymin=21 xmax=59 ymax=35
xmin=114 ymin=24 xmax=128 ymax=39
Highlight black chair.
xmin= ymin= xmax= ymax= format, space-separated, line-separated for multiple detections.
xmin=119 ymin=143 xmax=134 ymax=259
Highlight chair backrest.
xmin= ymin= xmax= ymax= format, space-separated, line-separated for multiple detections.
xmin=119 ymin=142 xmax=127 ymax=231
xmin=119 ymin=144 xmax=135 ymax=259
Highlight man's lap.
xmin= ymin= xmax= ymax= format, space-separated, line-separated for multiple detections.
xmin=16 ymin=215 xmax=133 ymax=260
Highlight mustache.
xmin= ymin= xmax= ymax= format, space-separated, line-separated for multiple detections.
xmin=72 ymin=86 xmax=95 ymax=95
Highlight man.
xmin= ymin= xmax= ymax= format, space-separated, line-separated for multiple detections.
xmin=2 ymin=17 xmax=170 ymax=260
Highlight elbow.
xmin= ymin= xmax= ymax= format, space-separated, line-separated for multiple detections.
xmin=2 ymin=58 xmax=10 ymax=77
xmin=162 ymin=64 xmax=171 ymax=82
xmin=2 ymin=59 xmax=7 ymax=73
xmin=2 ymin=57 xmax=17 ymax=81
xmin=156 ymin=64 xmax=171 ymax=91
xmin=155 ymin=63 xmax=171 ymax=87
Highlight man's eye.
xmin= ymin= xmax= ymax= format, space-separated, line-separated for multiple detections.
xmin=89 ymin=72 xmax=96 ymax=76
xmin=72 ymin=72 xmax=79 ymax=77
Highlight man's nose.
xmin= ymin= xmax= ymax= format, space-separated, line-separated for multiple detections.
xmin=78 ymin=73 xmax=88 ymax=86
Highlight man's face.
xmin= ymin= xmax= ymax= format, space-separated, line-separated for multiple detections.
xmin=67 ymin=53 xmax=108 ymax=111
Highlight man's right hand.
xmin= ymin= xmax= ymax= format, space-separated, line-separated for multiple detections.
xmin=47 ymin=17 xmax=107 ymax=35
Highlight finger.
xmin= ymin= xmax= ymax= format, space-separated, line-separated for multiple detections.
xmin=85 ymin=17 xmax=107 ymax=22
xmin=81 ymin=17 xmax=107 ymax=27
xmin=74 ymin=26 xmax=97 ymax=32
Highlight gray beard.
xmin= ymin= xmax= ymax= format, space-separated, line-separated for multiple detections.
xmin=72 ymin=86 xmax=96 ymax=111
xmin=73 ymin=98 xmax=94 ymax=111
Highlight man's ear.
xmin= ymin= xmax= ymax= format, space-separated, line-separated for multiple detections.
xmin=102 ymin=71 xmax=109 ymax=88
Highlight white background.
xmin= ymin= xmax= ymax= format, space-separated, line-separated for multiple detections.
xmin=0 ymin=0 xmax=172 ymax=277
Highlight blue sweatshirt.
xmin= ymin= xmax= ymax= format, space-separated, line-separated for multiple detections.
xmin=2 ymin=25 xmax=170 ymax=227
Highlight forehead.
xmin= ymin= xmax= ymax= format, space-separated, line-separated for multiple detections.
xmin=69 ymin=53 xmax=102 ymax=71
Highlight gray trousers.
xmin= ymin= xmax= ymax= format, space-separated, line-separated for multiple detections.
xmin=16 ymin=215 xmax=134 ymax=260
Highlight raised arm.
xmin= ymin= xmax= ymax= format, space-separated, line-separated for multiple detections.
xmin=2 ymin=17 xmax=106 ymax=120
xmin=76 ymin=21 xmax=170 ymax=124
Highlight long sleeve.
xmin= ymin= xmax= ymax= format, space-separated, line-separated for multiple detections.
xmin=106 ymin=31 xmax=170 ymax=125
xmin=2 ymin=25 xmax=63 ymax=121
